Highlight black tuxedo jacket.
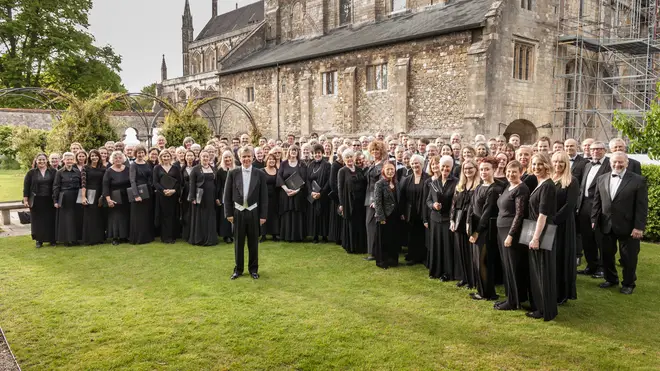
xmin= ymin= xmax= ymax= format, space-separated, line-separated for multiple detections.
xmin=627 ymin=158 xmax=642 ymax=175
xmin=570 ymin=154 xmax=588 ymax=182
xmin=223 ymin=167 xmax=268 ymax=220
xmin=578 ymin=156 xmax=611 ymax=208
xmin=591 ymin=171 xmax=647 ymax=235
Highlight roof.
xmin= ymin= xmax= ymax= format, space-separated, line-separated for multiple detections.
xmin=196 ymin=1 xmax=265 ymax=41
xmin=219 ymin=0 xmax=494 ymax=75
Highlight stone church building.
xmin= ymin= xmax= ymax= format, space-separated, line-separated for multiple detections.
xmin=158 ymin=0 xmax=649 ymax=143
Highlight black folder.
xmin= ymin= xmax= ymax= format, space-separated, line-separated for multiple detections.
xmin=160 ymin=174 xmax=177 ymax=190
xmin=110 ymin=190 xmax=123 ymax=205
xmin=127 ymin=184 xmax=150 ymax=202
xmin=196 ymin=189 xmax=204 ymax=204
xmin=284 ymin=171 xmax=305 ymax=190
xmin=518 ymin=219 xmax=557 ymax=251
xmin=307 ymin=181 xmax=322 ymax=204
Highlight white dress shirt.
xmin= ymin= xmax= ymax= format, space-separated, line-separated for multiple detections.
xmin=241 ymin=166 xmax=252 ymax=205
xmin=584 ymin=160 xmax=602 ymax=198
xmin=610 ymin=169 xmax=626 ymax=200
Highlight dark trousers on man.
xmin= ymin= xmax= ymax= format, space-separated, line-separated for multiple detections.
xmin=234 ymin=208 xmax=260 ymax=274
xmin=579 ymin=199 xmax=602 ymax=271
xmin=601 ymin=233 xmax=639 ymax=288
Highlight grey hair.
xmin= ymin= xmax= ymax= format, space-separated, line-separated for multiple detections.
xmin=62 ymin=152 xmax=74 ymax=159
xmin=610 ymin=151 xmax=629 ymax=162
xmin=237 ymin=146 xmax=254 ymax=157
xmin=342 ymin=149 xmax=355 ymax=159
xmin=191 ymin=143 xmax=202 ymax=150
xmin=410 ymin=154 xmax=424 ymax=165
xmin=440 ymin=155 xmax=454 ymax=167
xmin=609 ymin=138 xmax=627 ymax=150
xmin=109 ymin=151 xmax=125 ymax=164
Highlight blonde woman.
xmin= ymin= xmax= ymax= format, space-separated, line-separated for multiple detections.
xmin=552 ymin=151 xmax=579 ymax=305
xmin=450 ymin=158 xmax=479 ymax=288
xmin=53 ymin=152 xmax=82 ymax=246
xmin=217 ymin=150 xmax=236 ymax=243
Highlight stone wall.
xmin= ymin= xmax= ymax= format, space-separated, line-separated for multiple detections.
xmin=217 ymin=31 xmax=473 ymax=139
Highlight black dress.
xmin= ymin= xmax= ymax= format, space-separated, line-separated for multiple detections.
xmin=181 ymin=166 xmax=194 ymax=241
xmin=307 ymin=159 xmax=331 ymax=241
xmin=337 ymin=166 xmax=367 ymax=254
xmin=528 ymin=178 xmax=558 ymax=321
xmin=23 ymin=168 xmax=56 ymax=244
xmin=450 ymin=184 xmax=477 ymax=288
xmin=103 ymin=167 xmax=131 ymax=240
xmin=129 ymin=162 xmax=155 ymax=244
xmin=261 ymin=168 xmax=280 ymax=237
xmin=554 ymin=177 xmax=579 ymax=304
xmin=426 ymin=176 xmax=458 ymax=279
xmin=496 ymin=183 xmax=530 ymax=309
xmin=188 ymin=167 xmax=218 ymax=246
xmin=467 ymin=181 xmax=504 ymax=300
xmin=153 ymin=164 xmax=182 ymax=243
xmin=53 ymin=167 xmax=82 ymax=244
xmin=399 ymin=172 xmax=430 ymax=264
xmin=276 ymin=160 xmax=307 ymax=242
xmin=216 ymin=168 xmax=233 ymax=240
xmin=81 ymin=165 xmax=107 ymax=245
xmin=365 ymin=161 xmax=384 ymax=255
xmin=328 ymin=160 xmax=343 ymax=244
xmin=374 ymin=179 xmax=401 ymax=268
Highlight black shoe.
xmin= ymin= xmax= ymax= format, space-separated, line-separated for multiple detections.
xmin=456 ymin=280 xmax=467 ymax=288
xmin=35 ymin=241 xmax=42 ymax=248
xmin=599 ymin=281 xmax=619 ymax=289
xmin=577 ymin=268 xmax=596 ymax=275
xmin=272 ymin=236 xmax=280 ymax=242
xmin=49 ymin=241 xmax=56 ymax=246
xmin=470 ymin=293 xmax=485 ymax=300
xmin=525 ymin=311 xmax=543 ymax=319
xmin=322 ymin=237 xmax=328 ymax=243
xmin=439 ymin=275 xmax=450 ymax=282
xmin=231 ymin=272 xmax=241 ymax=280
xmin=620 ymin=286 xmax=634 ymax=295
xmin=591 ymin=271 xmax=605 ymax=279
xmin=224 ymin=237 xmax=231 ymax=244
xmin=259 ymin=236 xmax=266 ymax=243
xmin=312 ymin=239 xmax=319 ymax=244
xmin=406 ymin=260 xmax=418 ymax=266
xmin=111 ymin=239 xmax=119 ymax=246
xmin=364 ymin=256 xmax=376 ymax=261
xmin=250 ymin=272 xmax=259 ymax=279
xmin=429 ymin=275 xmax=439 ymax=279
xmin=495 ymin=302 xmax=517 ymax=311
xmin=493 ymin=300 xmax=506 ymax=307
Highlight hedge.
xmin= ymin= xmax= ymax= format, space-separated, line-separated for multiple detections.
xmin=642 ymin=164 xmax=660 ymax=241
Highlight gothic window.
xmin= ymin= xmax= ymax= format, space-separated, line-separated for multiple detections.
xmin=178 ymin=90 xmax=188 ymax=103
xmin=392 ymin=0 xmax=406 ymax=12
xmin=322 ymin=71 xmax=337 ymax=96
xmin=246 ymin=87 xmax=255 ymax=102
xmin=513 ymin=42 xmax=534 ymax=80
xmin=340 ymin=0 xmax=352 ymax=26
xmin=367 ymin=64 xmax=388 ymax=91
xmin=521 ymin=0 xmax=532 ymax=10
xmin=192 ymin=89 xmax=201 ymax=98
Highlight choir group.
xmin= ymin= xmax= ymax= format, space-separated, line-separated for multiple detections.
xmin=22 ymin=132 xmax=648 ymax=321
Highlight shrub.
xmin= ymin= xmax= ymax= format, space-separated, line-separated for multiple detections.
xmin=642 ymin=164 xmax=660 ymax=241
xmin=11 ymin=125 xmax=48 ymax=169
xmin=160 ymin=117 xmax=212 ymax=148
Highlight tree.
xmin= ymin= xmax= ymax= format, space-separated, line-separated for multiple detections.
xmin=159 ymin=99 xmax=214 ymax=147
xmin=47 ymin=91 xmax=120 ymax=153
xmin=11 ymin=125 xmax=48 ymax=168
xmin=129 ymin=83 xmax=158 ymax=112
xmin=0 ymin=0 xmax=125 ymax=104
xmin=612 ymin=83 xmax=660 ymax=159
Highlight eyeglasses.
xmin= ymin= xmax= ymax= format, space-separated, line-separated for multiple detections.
xmin=464 ymin=167 xmax=476 ymax=171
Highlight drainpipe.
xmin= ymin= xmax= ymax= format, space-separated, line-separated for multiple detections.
xmin=276 ymin=64 xmax=281 ymax=140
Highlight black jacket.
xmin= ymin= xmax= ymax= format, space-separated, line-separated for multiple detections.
xmin=570 ymin=154 xmax=588 ymax=182
xmin=578 ymin=156 xmax=611 ymax=208
xmin=424 ymin=176 xmax=458 ymax=223
xmin=374 ymin=178 xmax=399 ymax=222
xmin=628 ymin=158 xmax=642 ymax=175
xmin=223 ymin=167 xmax=269 ymax=220
xmin=591 ymin=170 xmax=647 ymax=236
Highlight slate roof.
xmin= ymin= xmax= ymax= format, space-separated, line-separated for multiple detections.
xmin=219 ymin=0 xmax=495 ymax=75
xmin=196 ymin=1 xmax=265 ymax=41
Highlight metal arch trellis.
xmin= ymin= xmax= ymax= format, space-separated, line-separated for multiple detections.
xmin=0 ymin=87 xmax=78 ymax=120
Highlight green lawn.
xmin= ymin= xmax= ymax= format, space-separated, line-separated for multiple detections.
xmin=0 ymin=170 xmax=24 ymax=202
xmin=0 ymin=238 xmax=659 ymax=370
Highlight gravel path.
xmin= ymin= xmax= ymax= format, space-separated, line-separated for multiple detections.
xmin=0 ymin=327 xmax=20 ymax=371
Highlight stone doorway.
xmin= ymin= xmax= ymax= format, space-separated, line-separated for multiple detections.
xmin=504 ymin=119 xmax=538 ymax=145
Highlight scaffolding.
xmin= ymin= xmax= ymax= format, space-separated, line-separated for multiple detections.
xmin=553 ymin=0 xmax=660 ymax=142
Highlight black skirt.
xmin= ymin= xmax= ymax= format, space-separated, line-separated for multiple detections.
xmin=188 ymin=176 xmax=218 ymax=246
xmin=342 ymin=207 xmax=367 ymax=254
xmin=157 ymin=192 xmax=180 ymax=242
xmin=82 ymin=196 xmax=106 ymax=245
xmin=30 ymin=195 xmax=55 ymax=243
xmin=375 ymin=213 xmax=401 ymax=268
xmin=307 ymin=198 xmax=330 ymax=239
xmin=497 ymin=227 xmax=529 ymax=308
xmin=529 ymin=246 xmax=558 ymax=321
xmin=556 ymin=215 xmax=578 ymax=303
xmin=129 ymin=196 xmax=155 ymax=245
xmin=56 ymin=189 xmax=82 ymax=243
xmin=406 ymin=219 xmax=427 ymax=263
xmin=107 ymin=202 xmax=129 ymax=239
xmin=262 ymin=195 xmax=280 ymax=236
xmin=366 ymin=207 xmax=378 ymax=255
xmin=428 ymin=221 xmax=454 ymax=279
xmin=217 ymin=204 xmax=233 ymax=238
xmin=328 ymin=199 xmax=342 ymax=244
xmin=454 ymin=229 xmax=474 ymax=287
xmin=181 ymin=200 xmax=192 ymax=241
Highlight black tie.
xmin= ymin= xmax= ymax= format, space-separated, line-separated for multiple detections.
xmin=593 ymin=161 xmax=601 ymax=165
xmin=612 ymin=174 xmax=620 ymax=178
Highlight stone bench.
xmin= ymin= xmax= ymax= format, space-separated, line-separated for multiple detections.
xmin=0 ymin=201 xmax=25 ymax=226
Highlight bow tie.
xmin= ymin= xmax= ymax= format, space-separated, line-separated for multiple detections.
xmin=243 ymin=168 xmax=251 ymax=173
xmin=612 ymin=173 xmax=621 ymax=178
xmin=592 ymin=161 xmax=601 ymax=165
xmin=570 ymin=158 xmax=575 ymax=162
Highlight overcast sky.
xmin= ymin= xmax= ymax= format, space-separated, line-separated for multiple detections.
xmin=89 ymin=0 xmax=258 ymax=92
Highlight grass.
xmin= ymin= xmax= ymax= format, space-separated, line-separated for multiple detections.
xmin=0 ymin=170 xmax=24 ymax=202
xmin=0 ymin=237 xmax=659 ymax=370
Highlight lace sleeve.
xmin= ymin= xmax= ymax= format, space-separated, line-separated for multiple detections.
xmin=81 ymin=167 xmax=88 ymax=189
xmin=509 ymin=188 xmax=529 ymax=236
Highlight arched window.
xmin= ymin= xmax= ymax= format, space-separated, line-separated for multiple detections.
xmin=340 ymin=0 xmax=352 ymax=25
xmin=178 ymin=90 xmax=188 ymax=103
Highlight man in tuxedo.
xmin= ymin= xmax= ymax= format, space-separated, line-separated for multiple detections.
xmin=577 ymin=141 xmax=611 ymax=278
xmin=565 ymin=138 xmax=588 ymax=184
xmin=581 ymin=138 xmax=594 ymax=160
xmin=609 ymin=138 xmax=641 ymax=175
xmin=224 ymin=146 xmax=268 ymax=280
xmin=591 ymin=152 xmax=647 ymax=294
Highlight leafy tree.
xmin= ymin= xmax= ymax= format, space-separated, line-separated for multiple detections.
xmin=612 ymin=83 xmax=660 ymax=159
xmin=0 ymin=125 xmax=16 ymax=158
xmin=11 ymin=125 xmax=48 ymax=168
xmin=159 ymin=99 xmax=214 ymax=147
xmin=0 ymin=0 xmax=124 ymax=104
xmin=129 ymin=83 xmax=158 ymax=112
xmin=47 ymin=91 xmax=120 ymax=153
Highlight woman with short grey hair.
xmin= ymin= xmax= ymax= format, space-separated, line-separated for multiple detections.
xmin=337 ymin=149 xmax=367 ymax=254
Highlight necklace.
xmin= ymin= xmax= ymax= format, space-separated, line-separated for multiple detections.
xmin=312 ymin=163 xmax=322 ymax=175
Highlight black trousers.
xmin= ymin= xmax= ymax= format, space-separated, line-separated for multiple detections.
xmin=234 ymin=208 xmax=260 ymax=274
xmin=601 ymin=232 xmax=640 ymax=287
xmin=578 ymin=199 xmax=602 ymax=271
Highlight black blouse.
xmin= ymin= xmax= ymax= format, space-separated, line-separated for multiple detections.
xmin=103 ymin=166 xmax=131 ymax=199
xmin=53 ymin=167 xmax=81 ymax=202
xmin=82 ymin=165 xmax=106 ymax=191
xmin=425 ymin=176 xmax=458 ymax=223
xmin=468 ymin=181 xmax=504 ymax=235
xmin=554 ymin=176 xmax=579 ymax=225
xmin=23 ymin=168 xmax=56 ymax=197
xmin=496 ymin=183 xmax=530 ymax=236
xmin=529 ymin=179 xmax=557 ymax=222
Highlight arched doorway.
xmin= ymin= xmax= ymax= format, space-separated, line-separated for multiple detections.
xmin=504 ymin=119 xmax=538 ymax=145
